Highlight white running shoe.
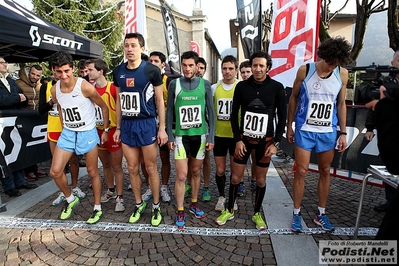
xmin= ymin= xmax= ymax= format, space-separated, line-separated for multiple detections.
xmin=115 ymin=197 xmax=125 ymax=212
xmin=234 ymin=199 xmax=238 ymax=211
xmin=160 ymin=185 xmax=171 ymax=203
xmin=215 ymin=196 xmax=226 ymax=211
xmin=142 ymin=187 xmax=153 ymax=202
xmin=52 ymin=192 xmax=65 ymax=206
xmin=72 ymin=187 xmax=86 ymax=199
xmin=101 ymin=189 xmax=117 ymax=203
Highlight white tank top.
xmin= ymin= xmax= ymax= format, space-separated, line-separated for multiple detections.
xmin=56 ymin=77 xmax=96 ymax=131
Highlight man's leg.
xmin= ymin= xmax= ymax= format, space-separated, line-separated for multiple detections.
xmin=202 ymin=150 xmax=211 ymax=201
xmin=214 ymin=155 xmax=227 ymax=211
xmin=290 ymin=145 xmax=311 ymax=232
xmin=141 ymin=142 xmax=161 ymax=205
xmin=175 ymin=158 xmax=188 ymax=228
xmin=85 ymin=146 xmax=102 ymax=206
xmin=99 ymin=149 xmax=117 ymax=203
xmin=50 ymin=147 xmax=74 ymax=197
xmin=110 ymin=148 xmax=124 ymax=206
xmin=160 ymin=146 xmax=171 ymax=203
xmin=123 ymin=144 xmax=141 ymax=204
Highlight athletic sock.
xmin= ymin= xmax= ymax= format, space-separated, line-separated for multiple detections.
xmin=254 ymin=185 xmax=266 ymax=213
xmin=215 ymin=174 xmax=226 ymax=197
xmin=227 ymin=183 xmax=239 ymax=212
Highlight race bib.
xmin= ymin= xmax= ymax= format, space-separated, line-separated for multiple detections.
xmin=62 ymin=106 xmax=84 ymax=128
xmin=217 ymin=98 xmax=232 ymax=121
xmin=305 ymin=100 xmax=333 ymax=127
xmin=243 ymin=111 xmax=268 ymax=138
xmin=120 ymin=91 xmax=140 ymax=117
xmin=94 ymin=105 xmax=104 ymax=126
xmin=179 ymin=105 xmax=202 ymax=129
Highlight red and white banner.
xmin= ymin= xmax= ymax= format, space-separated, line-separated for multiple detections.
xmin=268 ymin=0 xmax=321 ymax=87
xmin=125 ymin=0 xmax=147 ymax=37
xmin=190 ymin=41 xmax=200 ymax=56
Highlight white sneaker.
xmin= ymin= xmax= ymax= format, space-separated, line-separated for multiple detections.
xmin=234 ymin=199 xmax=238 ymax=211
xmin=101 ymin=189 xmax=117 ymax=203
xmin=160 ymin=185 xmax=171 ymax=203
xmin=115 ymin=197 xmax=125 ymax=212
xmin=52 ymin=192 xmax=65 ymax=206
xmin=127 ymin=184 xmax=132 ymax=191
xmin=142 ymin=187 xmax=153 ymax=202
xmin=72 ymin=187 xmax=86 ymax=199
xmin=215 ymin=196 xmax=226 ymax=211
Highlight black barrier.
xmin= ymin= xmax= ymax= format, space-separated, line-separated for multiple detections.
xmin=281 ymin=105 xmax=383 ymax=174
xmin=0 ymin=110 xmax=51 ymax=178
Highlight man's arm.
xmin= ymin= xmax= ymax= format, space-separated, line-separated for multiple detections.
xmin=166 ymin=79 xmax=176 ymax=144
xmin=336 ymin=67 xmax=348 ymax=152
xmin=274 ymin=84 xmax=287 ymax=142
xmin=154 ymin=83 xmax=167 ymax=146
xmin=231 ymin=83 xmax=242 ymax=141
xmin=38 ymin=83 xmax=52 ymax=115
xmin=286 ymin=65 xmax=306 ymax=143
xmin=204 ymin=80 xmax=215 ymax=145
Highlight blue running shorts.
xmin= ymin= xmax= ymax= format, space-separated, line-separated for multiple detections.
xmin=294 ymin=129 xmax=337 ymax=153
xmin=57 ymin=127 xmax=99 ymax=155
xmin=121 ymin=118 xmax=157 ymax=147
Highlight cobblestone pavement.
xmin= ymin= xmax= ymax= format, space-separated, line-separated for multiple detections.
xmin=0 ymin=153 xmax=388 ymax=265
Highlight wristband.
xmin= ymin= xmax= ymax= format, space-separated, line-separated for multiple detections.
xmin=116 ymin=128 xmax=121 ymax=130
xmin=339 ymin=132 xmax=347 ymax=135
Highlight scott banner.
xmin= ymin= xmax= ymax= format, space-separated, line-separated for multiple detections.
xmin=125 ymin=0 xmax=147 ymax=36
xmin=160 ymin=0 xmax=181 ymax=75
xmin=268 ymin=0 xmax=320 ymax=87
xmin=236 ymin=0 xmax=262 ymax=59
xmin=0 ymin=110 xmax=51 ymax=178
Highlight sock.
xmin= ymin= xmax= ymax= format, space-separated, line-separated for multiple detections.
xmin=318 ymin=206 xmax=325 ymax=216
xmin=254 ymin=185 xmax=266 ymax=213
xmin=227 ymin=183 xmax=240 ymax=212
xmin=109 ymin=187 xmax=115 ymax=192
xmin=136 ymin=201 xmax=143 ymax=208
xmin=66 ymin=193 xmax=75 ymax=203
xmin=153 ymin=202 xmax=160 ymax=209
xmin=191 ymin=199 xmax=198 ymax=204
xmin=293 ymin=208 xmax=301 ymax=215
xmin=117 ymin=195 xmax=123 ymax=199
xmin=94 ymin=204 xmax=101 ymax=211
xmin=203 ymin=187 xmax=208 ymax=190
xmin=215 ymin=174 xmax=226 ymax=197
xmin=178 ymin=207 xmax=184 ymax=212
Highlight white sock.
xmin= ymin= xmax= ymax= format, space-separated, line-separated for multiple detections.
xmin=94 ymin=204 xmax=102 ymax=211
xmin=66 ymin=193 xmax=75 ymax=203
xmin=318 ymin=206 xmax=325 ymax=215
xmin=293 ymin=208 xmax=301 ymax=215
xmin=153 ymin=203 xmax=160 ymax=209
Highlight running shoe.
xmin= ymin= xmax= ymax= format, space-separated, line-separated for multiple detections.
xmin=215 ymin=210 xmax=234 ymax=225
xmin=215 ymin=196 xmax=226 ymax=211
xmin=291 ymin=213 xmax=303 ymax=232
xmin=151 ymin=207 xmax=162 ymax=227
xmin=252 ymin=212 xmax=267 ymax=231
xmin=86 ymin=210 xmax=103 ymax=224
xmin=25 ymin=173 xmax=37 ymax=180
xmin=237 ymin=183 xmax=245 ymax=197
xmin=115 ymin=197 xmax=125 ymax=212
xmin=160 ymin=185 xmax=171 ymax=203
xmin=202 ymin=188 xmax=211 ymax=202
xmin=72 ymin=187 xmax=86 ymax=199
xmin=184 ymin=184 xmax=192 ymax=198
xmin=127 ymin=184 xmax=132 ymax=191
xmin=189 ymin=203 xmax=205 ymax=218
xmin=60 ymin=196 xmax=79 ymax=220
xmin=250 ymin=180 xmax=257 ymax=192
xmin=100 ymin=189 xmax=117 ymax=203
xmin=52 ymin=192 xmax=65 ymax=206
xmin=142 ymin=188 xmax=153 ymax=202
xmin=234 ymin=199 xmax=238 ymax=211
xmin=314 ymin=214 xmax=335 ymax=231
xmin=34 ymin=171 xmax=47 ymax=178
xmin=175 ymin=211 xmax=186 ymax=229
xmin=129 ymin=202 xmax=147 ymax=223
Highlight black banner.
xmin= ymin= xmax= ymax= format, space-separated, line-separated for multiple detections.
xmin=0 ymin=110 xmax=51 ymax=178
xmin=160 ymin=0 xmax=181 ymax=75
xmin=236 ymin=0 xmax=262 ymax=59
xmin=281 ymin=106 xmax=384 ymax=174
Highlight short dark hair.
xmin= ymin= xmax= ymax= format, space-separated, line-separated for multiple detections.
xmin=85 ymin=59 xmax=109 ymax=73
xmin=150 ymin=51 xmax=166 ymax=63
xmin=50 ymin=52 xmax=74 ymax=69
xmin=78 ymin=59 xmax=86 ymax=70
xmin=125 ymin=32 xmax=145 ymax=47
xmin=141 ymin=53 xmax=149 ymax=61
xmin=30 ymin=65 xmax=42 ymax=71
xmin=198 ymin=57 xmax=207 ymax=69
xmin=222 ymin=55 xmax=238 ymax=69
xmin=249 ymin=51 xmax=272 ymax=69
xmin=181 ymin=51 xmax=199 ymax=64
xmin=317 ymin=37 xmax=352 ymax=66
xmin=239 ymin=60 xmax=251 ymax=71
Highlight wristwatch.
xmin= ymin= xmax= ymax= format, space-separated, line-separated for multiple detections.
xmin=104 ymin=127 xmax=110 ymax=133
xmin=273 ymin=141 xmax=280 ymax=148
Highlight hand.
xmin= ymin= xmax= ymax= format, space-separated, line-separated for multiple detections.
xmin=157 ymin=128 xmax=168 ymax=146
xmin=264 ymin=143 xmax=278 ymax=158
xmin=337 ymin=135 xmax=347 ymax=153
xmin=364 ymin=131 xmax=374 ymax=141
xmin=168 ymin=141 xmax=176 ymax=151
xmin=19 ymin=93 xmax=26 ymax=102
xmin=234 ymin=141 xmax=247 ymax=159
xmin=365 ymin=100 xmax=379 ymax=111
xmin=286 ymin=126 xmax=294 ymax=143
xmin=206 ymin=142 xmax=214 ymax=151
xmin=101 ymin=131 xmax=108 ymax=145
xmin=113 ymin=129 xmax=121 ymax=143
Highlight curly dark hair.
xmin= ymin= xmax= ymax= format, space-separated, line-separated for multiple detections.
xmin=50 ymin=52 xmax=74 ymax=69
xmin=317 ymin=37 xmax=352 ymax=66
